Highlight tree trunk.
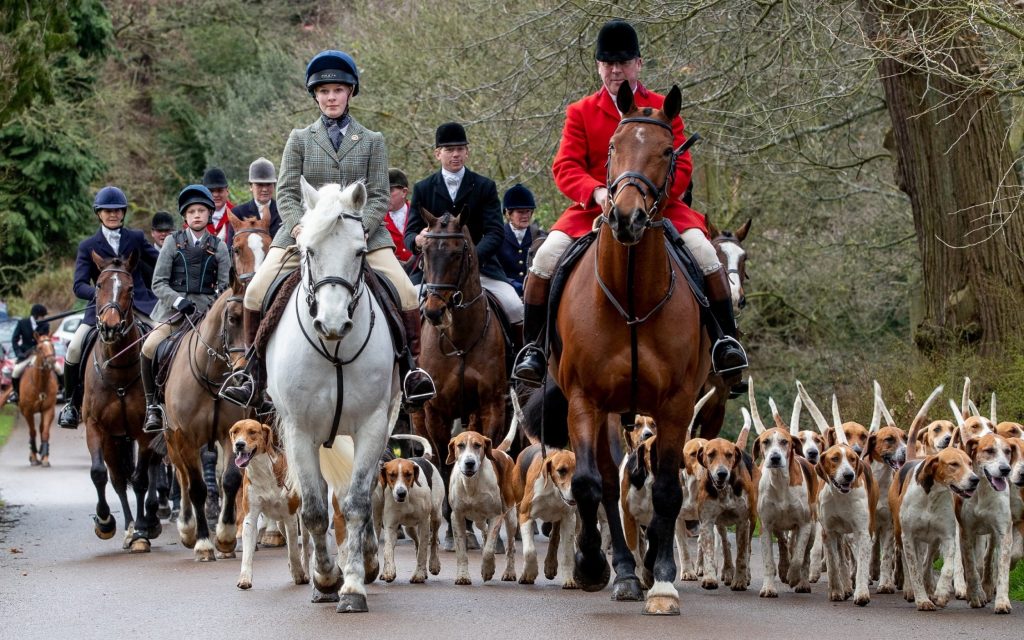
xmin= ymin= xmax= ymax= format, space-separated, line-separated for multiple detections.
xmin=860 ymin=0 xmax=1024 ymax=354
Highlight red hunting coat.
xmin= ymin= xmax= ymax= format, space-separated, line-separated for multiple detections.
xmin=551 ymin=83 xmax=706 ymax=238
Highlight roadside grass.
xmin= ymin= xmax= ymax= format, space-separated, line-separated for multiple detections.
xmin=0 ymin=405 xmax=15 ymax=449
xmin=1012 ymin=561 xmax=1024 ymax=602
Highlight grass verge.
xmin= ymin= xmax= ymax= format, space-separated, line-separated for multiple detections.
xmin=0 ymin=405 xmax=15 ymax=449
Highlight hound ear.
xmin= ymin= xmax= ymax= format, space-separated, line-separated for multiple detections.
xmin=662 ymin=85 xmax=682 ymax=122
xmin=648 ymin=441 xmax=659 ymax=474
xmin=483 ymin=437 xmax=495 ymax=462
xmin=412 ymin=462 xmax=421 ymax=485
xmin=918 ymin=457 xmax=937 ymax=494
xmin=734 ymin=218 xmax=751 ymax=242
xmin=791 ymin=436 xmax=803 ymax=458
xmin=697 ymin=448 xmax=706 ymax=468
xmin=616 ymin=82 xmax=636 ymax=115
xmin=752 ymin=435 xmax=763 ymax=463
xmin=543 ymin=458 xmax=554 ymax=490
xmin=446 ymin=439 xmax=457 ymax=465
xmin=950 ymin=426 xmax=963 ymax=450
xmin=261 ymin=423 xmax=275 ymax=451
xmin=826 ymin=429 xmax=836 ymax=448
xmin=379 ymin=462 xmax=388 ymax=488
xmin=865 ymin=434 xmax=877 ymax=461
xmin=815 ymin=461 xmax=827 ymax=481
xmin=963 ymin=436 xmax=979 ymax=461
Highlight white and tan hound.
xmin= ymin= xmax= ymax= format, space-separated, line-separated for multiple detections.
xmin=515 ymin=446 xmax=577 ymax=587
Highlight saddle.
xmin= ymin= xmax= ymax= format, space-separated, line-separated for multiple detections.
xmin=153 ymin=321 xmax=197 ymax=394
xmin=546 ymin=220 xmax=707 ymax=357
xmin=253 ymin=264 xmax=408 ymax=359
xmin=483 ymin=291 xmax=515 ymax=375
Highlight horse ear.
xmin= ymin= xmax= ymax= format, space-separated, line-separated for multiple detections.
xmin=91 ymin=249 xmax=106 ymax=270
xmin=616 ymin=82 xmax=635 ymax=116
xmin=344 ymin=181 xmax=367 ymax=212
xmin=734 ymin=218 xmax=752 ymax=242
xmin=300 ymin=176 xmax=319 ymax=211
xmin=125 ymin=250 xmax=139 ymax=273
xmin=706 ymin=218 xmax=720 ymax=239
xmin=227 ymin=210 xmax=244 ymax=230
xmin=663 ymin=85 xmax=682 ymax=122
xmin=421 ymin=207 xmax=438 ymax=228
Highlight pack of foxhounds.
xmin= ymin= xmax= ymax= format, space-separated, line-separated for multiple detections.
xmin=227 ymin=376 xmax=1024 ymax=614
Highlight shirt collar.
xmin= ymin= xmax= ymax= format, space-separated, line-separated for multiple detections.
xmin=441 ymin=167 xmax=466 ymax=183
xmin=187 ymin=228 xmax=206 ymax=244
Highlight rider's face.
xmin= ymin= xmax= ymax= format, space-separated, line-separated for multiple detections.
xmin=184 ymin=204 xmax=211 ymax=231
xmin=249 ymin=182 xmax=275 ymax=205
xmin=96 ymin=208 xmax=125 ymax=230
xmin=315 ymin=83 xmax=353 ymax=120
xmin=597 ymin=57 xmax=642 ymax=98
xmin=434 ymin=145 xmax=468 ymax=173
xmin=506 ymin=208 xmax=534 ymax=231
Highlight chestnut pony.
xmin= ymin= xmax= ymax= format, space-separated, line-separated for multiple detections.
xmin=19 ymin=333 xmax=58 ymax=466
xmin=84 ymin=252 xmax=163 ymax=552
xmin=552 ymin=85 xmax=709 ymax=615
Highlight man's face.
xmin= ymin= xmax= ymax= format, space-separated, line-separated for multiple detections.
xmin=96 ymin=208 xmax=125 ymax=230
xmin=434 ymin=145 xmax=468 ymax=173
xmin=184 ymin=204 xmax=211 ymax=231
xmin=506 ymin=208 xmax=534 ymax=231
xmin=209 ymin=187 xmax=229 ymax=210
xmin=151 ymin=228 xmax=172 ymax=248
xmin=250 ymin=182 xmax=275 ymax=205
xmin=389 ymin=186 xmax=408 ymax=212
xmin=597 ymin=57 xmax=643 ymax=97
xmin=315 ymin=83 xmax=353 ymax=120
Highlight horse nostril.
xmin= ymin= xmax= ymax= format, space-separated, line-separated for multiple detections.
xmin=738 ymin=296 xmax=747 ymax=309
xmin=313 ymin=319 xmax=325 ymax=335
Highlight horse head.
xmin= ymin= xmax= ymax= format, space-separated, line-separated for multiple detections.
xmin=91 ymin=250 xmax=137 ymax=343
xmin=606 ymin=84 xmax=683 ymax=245
xmin=297 ymin=176 xmax=368 ymax=341
xmin=419 ymin=208 xmax=479 ymax=328
xmin=33 ymin=333 xmax=56 ymax=371
xmin=229 ymin=210 xmax=272 ymax=286
xmin=214 ymin=273 xmax=249 ymax=371
xmin=709 ymin=218 xmax=751 ymax=311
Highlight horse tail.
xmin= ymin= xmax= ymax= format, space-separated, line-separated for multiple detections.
xmin=317 ymin=436 xmax=355 ymax=499
xmin=519 ymin=379 xmax=570 ymax=449
xmin=390 ymin=433 xmax=433 ymax=461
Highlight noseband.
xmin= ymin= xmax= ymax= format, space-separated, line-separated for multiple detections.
xmin=421 ymin=231 xmax=484 ymax=310
xmin=96 ymin=268 xmax=135 ymax=342
xmin=605 ymin=118 xmax=701 ymax=222
xmin=233 ymin=226 xmax=272 ymax=283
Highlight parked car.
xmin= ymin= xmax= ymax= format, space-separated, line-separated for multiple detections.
xmin=54 ymin=312 xmax=84 ymax=346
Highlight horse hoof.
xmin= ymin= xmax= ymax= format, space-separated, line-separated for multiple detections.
xmin=41 ymin=459 xmax=50 ymax=468
xmin=259 ymin=531 xmax=286 ymax=547
xmin=29 ymin=456 xmax=41 ymax=467
xmin=157 ymin=504 xmax=172 ymax=520
xmin=129 ymin=538 xmax=151 ymax=554
xmin=573 ymin=551 xmax=611 ymax=593
xmin=217 ymin=551 xmax=236 ymax=559
xmin=642 ymin=595 xmax=680 ymax=616
xmin=93 ymin=515 xmax=116 ymax=540
xmin=336 ymin=593 xmax=368 ymax=613
xmin=611 ymin=577 xmax=645 ymax=601
xmin=311 ymin=591 xmax=340 ymax=604
xmin=215 ymin=537 xmax=237 ymax=554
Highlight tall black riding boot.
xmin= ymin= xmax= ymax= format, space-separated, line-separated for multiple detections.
xmin=704 ymin=267 xmax=749 ymax=394
xmin=6 ymin=376 xmax=19 ymax=405
xmin=141 ymin=355 xmax=164 ymax=433
xmin=57 ymin=361 xmax=82 ymax=429
xmin=511 ymin=275 xmax=551 ymax=387
xmin=400 ymin=309 xmax=435 ymax=411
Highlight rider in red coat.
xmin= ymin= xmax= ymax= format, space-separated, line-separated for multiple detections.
xmin=512 ymin=20 xmax=748 ymax=392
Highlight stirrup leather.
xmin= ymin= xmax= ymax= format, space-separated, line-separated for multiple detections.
xmin=403 ymin=368 xmax=436 ymax=403
xmin=710 ymin=336 xmax=748 ymax=375
xmin=218 ymin=370 xmax=256 ymax=408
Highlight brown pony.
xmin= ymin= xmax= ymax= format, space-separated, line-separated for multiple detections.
xmin=694 ymin=218 xmax=751 ymax=439
xmin=163 ymin=280 xmax=248 ymax=561
xmin=413 ymin=210 xmax=507 ymax=546
xmin=227 ymin=210 xmax=272 ymax=286
xmin=551 ymin=85 xmax=710 ymax=615
xmin=19 ymin=334 xmax=58 ymax=466
xmin=84 ymin=252 xmax=163 ymax=552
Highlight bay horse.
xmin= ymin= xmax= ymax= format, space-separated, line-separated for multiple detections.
xmin=266 ymin=178 xmax=401 ymax=613
xmin=413 ymin=209 xmax=507 ymax=548
xmin=552 ymin=85 xmax=710 ymax=615
xmin=163 ymin=277 xmax=248 ymax=561
xmin=694 ymin=218 xmax=752 ymax=439
xmin=84 ymin=252 xmax=163 ymax=552
xmin=19 ymin=334 xmax=58 ymax=466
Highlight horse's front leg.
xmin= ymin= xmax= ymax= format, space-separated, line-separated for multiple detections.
xmin=127 ymin=446 xmax=156 ymax=552
xmin=336 ymin=409 xmax=391 ymax=613
xmin=215 ymin=448 xmax=242 ymax=557
xmin=287 ymin=428 xmax=339 ymax=597
xmin=106 ymin=436 xmax=136 ymax=550
xmin=87 ymin=424 xmax=116 ymax=540
xmin=567 ymin=394 xmax=611 ymax=593
xmin=642 ymin=431 xmax=685 ymax=615
xmin=595 ymin=423 xmax=643 ymax=601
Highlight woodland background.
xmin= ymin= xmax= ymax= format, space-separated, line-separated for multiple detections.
xmin=2 ymin=0 xmax=1024 ymax=429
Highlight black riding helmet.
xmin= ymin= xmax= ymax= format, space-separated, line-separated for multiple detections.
xmin=177 ymin=184 xmax=215 ymax=216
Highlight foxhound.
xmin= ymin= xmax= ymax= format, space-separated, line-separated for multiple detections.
xmin=515 ymin=446 xmax=577 ymax=588
xmin=798 ymin=382 xmax=877 ymax=606
xmin=230 ymin=419 xmax=309 ymax=590
xmin=378 ymin=434 xmax=444 ymax=584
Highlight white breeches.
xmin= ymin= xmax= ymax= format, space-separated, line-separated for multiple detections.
xmin=480 ymin=275 xmax=524 ymax=324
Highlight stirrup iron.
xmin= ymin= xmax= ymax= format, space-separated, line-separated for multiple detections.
xmin=403 ymin=369 xmax=436 ymax=403
xmin=218 ymin=370 xmax=256 ymax=408
xmin=710 ymin=336 xmax=748 ymax=375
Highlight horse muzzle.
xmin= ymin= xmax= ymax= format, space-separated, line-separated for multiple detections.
xmin=607 ymin=205 xmax=649 ymax=246
xmin=313 ymin=317 xmax=353 ymax=342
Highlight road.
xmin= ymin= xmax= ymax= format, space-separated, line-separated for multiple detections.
xmin=0 ymin=413 xmax=1017 ymax=640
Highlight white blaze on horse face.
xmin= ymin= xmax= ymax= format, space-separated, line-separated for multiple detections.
xmin=247 ymin=232 xmax=266 ymax=270
xmin=718 ymin=241 xmax=745 ymax=309
xmin=110 ymin=274 xmax=121 ymax=313
xmin=634 ymin=126 xmax=646 ymax=144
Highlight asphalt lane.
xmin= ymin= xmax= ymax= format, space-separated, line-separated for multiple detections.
xmin=0 ymin=414 xmax=1018 ymax=640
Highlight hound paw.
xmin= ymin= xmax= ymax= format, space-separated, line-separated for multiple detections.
xmin=236 ymin=578 xmax=252 ymax=590
xmin=933 ymin=594 xmax=950 ymax=608
xmin=701 ymin=577 xmax=719 ymax=590
xmin=680 ymin=570 xmax=698 ymax=582
xmin=562 ymin=578 xmax=579 ymax=590
xmin=293 ymin=571 xmax=309 ymax=586
xmin=969 ymin=596 xmax=984 ymax=609
xmin=759 ymin=585 xmax=778 ymax=598
xmin=519 ymin=569 xmax=537 ymax=585
xmin=455 ymin=575 xmax=472 ymax=586
xmin=828 ymin=590 xmax=845 ymax=602
xmin=793 ymin=582 xmax=811 ymax=594
xmin=501 ymin=570 xmax=516 ymax=582
xmin=381 ymin=570 xmax=397 ymax=583
xmin=730 ymin=579 xmax=749 ymax=592
xmin=876 ymin=582 xmax=896 ymax=595
xmin=429 ymin=558 xmax=441 ymax=575
xmin=994 ymin=599 xmax=1012 ymax=614
xmin=409 ymin=571 xmax=426 ymax=584
xmin=916 ymin=599 xmax=937 ymax=612
xmin=854 ymin=592 xmax=870 ymax=607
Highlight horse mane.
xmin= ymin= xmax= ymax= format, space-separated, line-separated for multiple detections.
xmin=298 ymin=183 xmax=363 ymax=250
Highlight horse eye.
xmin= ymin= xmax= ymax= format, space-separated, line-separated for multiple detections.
xmin=664 ymin=147 xmax=673 ymax=156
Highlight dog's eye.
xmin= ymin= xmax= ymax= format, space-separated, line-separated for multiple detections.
xmin=950 ymin=462 xmax=960 ymax=468
xmin=885 ymin=437 xmax=895 ymax=444
xmin=933 ymin=427 xmax=942 ymax=433
xmin=985 ymin=447 xmax=996 ymax=455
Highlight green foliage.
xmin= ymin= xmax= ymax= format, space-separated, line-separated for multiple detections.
xmin=1012 ymin=559 xmax=1024 ymax=602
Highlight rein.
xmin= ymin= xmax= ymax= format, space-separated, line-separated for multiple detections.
xmin=297 ymin=247 xmax=376 ymax=448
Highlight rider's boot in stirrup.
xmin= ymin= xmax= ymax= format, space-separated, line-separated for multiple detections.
xmin=704 ymin=266 xmax=749 ymax=396
xmin=511 ymin=275 xmax=551 ymax=387
xmin=400 ymin=309 xmax=435 ymax=412
xmin=141 ymin=355 xmax=164 ymax=433
xmin=6 ymin=376 xmax=19 ymax=405
xmin=220 ymin=310 xmax=272 ymax=412
xmin=57 ymin=361 xmax=82 ymax=429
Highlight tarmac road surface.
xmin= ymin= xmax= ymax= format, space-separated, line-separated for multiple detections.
xmin=0 ymin=413 xmax=1018 ymax=640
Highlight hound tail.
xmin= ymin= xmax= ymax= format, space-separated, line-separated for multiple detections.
xmin=497 ymin=401 xmax=519 ymax=453
xmin=318 ymin=436 xmax=355 ymax=499
xmin=391 ymin=433 xmax=434 ymax=460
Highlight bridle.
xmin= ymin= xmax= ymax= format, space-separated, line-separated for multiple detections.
xmin=96 ymin=268 xmax=135 ymax=343
xmin=301 ymin=214 xmax=367 ymax=320
xmin=34 ymin=338 xmax=56 ymax=372
xmin=183 ymin=295 xmax=249 ymax=395
xmin=232 ymin=226 xmax=273 ymax=283
xmin=420 ymin=229 xmax=486 ymax=311
xmin=604 ymin=117 xmax=701 ymax=224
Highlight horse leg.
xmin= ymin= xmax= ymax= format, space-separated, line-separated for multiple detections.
xmin=40 ymin=406 xmax=53 ymax=467
xmin=595 ymin=424 xmax=643 ymax=601
xmin=215 ymin=452 xmax=242 ymax=557
xmin=287 ymin=430 xmax=340 ymax=598
xmin=87 ymin=424 xmax=116 ymax=539
xmin=27 ymin=413 xmax=40 ymax=466
xmin=105 ymin=436 xmax=136 ymax=550
xmin=567 ymin=393 xmax=611 ymax=593
xmin=183 ymin=455 xmax=216 ymax=561
xmin=336 ymin=413 xmax=391 ymax=613
xmin=127 ymin=447 xmax=154 ymax=553
xmin=641 ymin=430 xmax=685 ymax=615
